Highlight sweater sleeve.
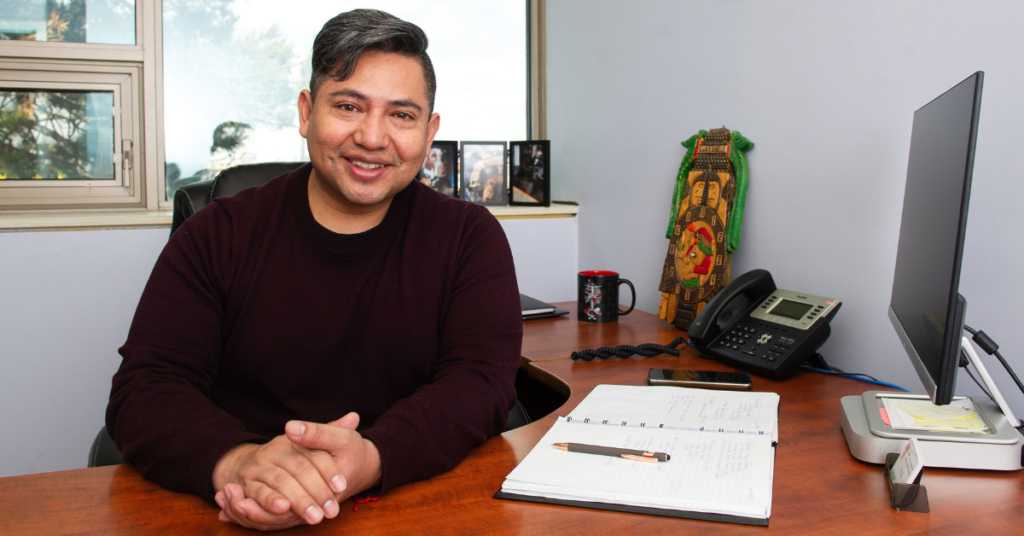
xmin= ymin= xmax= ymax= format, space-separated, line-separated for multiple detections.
xmin=360 ymin=207 xmax=523 ymax=493
xmin=105 ymin=201 xmax=266 ymax=503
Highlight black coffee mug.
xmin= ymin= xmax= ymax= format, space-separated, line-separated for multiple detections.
xmin=578 ymin=271 xmax=636 ymax=323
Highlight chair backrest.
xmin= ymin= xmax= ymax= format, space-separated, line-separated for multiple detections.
xmin=88 ymin=426 xmax=125 ymax=468
xmin=170 ymin=162 xmax=306 ymax=236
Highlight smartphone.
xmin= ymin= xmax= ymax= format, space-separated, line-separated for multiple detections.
xmin=647 ymin=369 xmax=753 ymax=390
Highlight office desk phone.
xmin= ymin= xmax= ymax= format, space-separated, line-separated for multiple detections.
xmin=688 ymin=269 xmax=842 ymax=379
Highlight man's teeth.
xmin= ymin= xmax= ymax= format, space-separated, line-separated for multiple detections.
xmin=352 ymin=160 xmax=384 ymax=170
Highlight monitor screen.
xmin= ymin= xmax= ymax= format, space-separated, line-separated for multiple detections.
xmin=889 ymin=72 xmax=982 ymax=405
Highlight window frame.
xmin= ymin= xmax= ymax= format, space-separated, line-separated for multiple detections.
xmin=0 ymin=59 xmax=141 ymax=207
xmin=0 ymin=0 xmax=159 ymax=212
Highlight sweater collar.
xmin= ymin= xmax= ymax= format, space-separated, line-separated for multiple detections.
xmin=288 ymin=163 xmax=413 ymax=256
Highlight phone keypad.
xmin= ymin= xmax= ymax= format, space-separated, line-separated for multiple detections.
xmin=721 ymin=324 xmax=803 ymax=365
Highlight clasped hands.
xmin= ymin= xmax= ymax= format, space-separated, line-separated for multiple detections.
xmin=212 ymin=412 xmax=382 ymax=531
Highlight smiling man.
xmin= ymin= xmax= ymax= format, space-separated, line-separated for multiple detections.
xmin=106 ymin=10 xmax=522 ymax=531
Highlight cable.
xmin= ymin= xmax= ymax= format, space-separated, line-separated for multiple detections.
xmin=830 ymin=369 xmax=882 ymax=382
xmin=817 ymin=362 xmax=883 ymax=382
xmin=963 ymin=324 xmax=1024 ymax=396
xmin=571 ymin=337 xmax=689 ymax=362
xmin=992 ymin=349 xmax=1024 ymax=394
xmin=801 ymin=366 xmax=909 ymax=392
xmin=963 ymin=366 xmax=994 ymax=401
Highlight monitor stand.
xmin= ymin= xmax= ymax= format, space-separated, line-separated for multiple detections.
xmin=840 ymin=337 xmax=1023 ymax=471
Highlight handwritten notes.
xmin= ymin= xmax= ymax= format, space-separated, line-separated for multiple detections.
xmin=565 ymin=384 xmax=780 ymax=440
xmin=500 ymin=385 xmax=780 ymax=522
xmin=503 ymin=418 xmax=774 ymax=518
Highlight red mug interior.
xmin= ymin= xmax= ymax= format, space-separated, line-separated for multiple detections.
xmin=579 ymin=270 xmax=618 ymax=277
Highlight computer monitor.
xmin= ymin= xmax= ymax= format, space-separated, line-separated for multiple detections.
xmin=888 ymin=71 xmax=983 ymax=405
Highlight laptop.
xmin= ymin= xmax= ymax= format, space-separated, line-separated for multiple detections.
xmin=520 ymin=293 xmax=570 ymax=320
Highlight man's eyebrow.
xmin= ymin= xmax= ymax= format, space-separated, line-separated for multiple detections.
xmin=328 ymin=88 xmax=369 ymax=101
xmin=327 ymin=89 xmax=422 ymax=113
xmin=388 ymin=99 xmax=422 ymax=113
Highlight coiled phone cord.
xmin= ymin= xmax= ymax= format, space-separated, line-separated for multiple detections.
xmin=570 ymin=337 xmax=690 ymax=362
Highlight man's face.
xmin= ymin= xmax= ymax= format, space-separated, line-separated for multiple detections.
xmin=299 ymin=50 xmax=440 ymax=212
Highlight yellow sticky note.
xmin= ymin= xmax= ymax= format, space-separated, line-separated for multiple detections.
xmin=910 ymin=413 xmax=986 ymax=431
xmin=893 ymin=402 xmax=973 ymax=420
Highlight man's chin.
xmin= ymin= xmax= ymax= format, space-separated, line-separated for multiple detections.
xmin=338 ymin=183 xmax=402 ymax=208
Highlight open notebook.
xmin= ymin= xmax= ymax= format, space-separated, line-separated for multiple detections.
xmin=496 ymin=384 xmax=780 ymax=526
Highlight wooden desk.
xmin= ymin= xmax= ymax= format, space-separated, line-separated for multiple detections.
xmin=1 ymin=306 xmax=1021 ymax=535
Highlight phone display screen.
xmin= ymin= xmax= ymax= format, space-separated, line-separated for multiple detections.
xmin=769 ymin=299 xmax=813 ymax=320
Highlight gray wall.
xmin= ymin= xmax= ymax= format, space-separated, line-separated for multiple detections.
xmin=0 ymin=217 xmax=576 ymax=478
xmin=547 ymin=0 xmax=1024 ymax=411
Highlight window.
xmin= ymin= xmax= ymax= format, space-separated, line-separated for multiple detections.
xmin=0 ymin=0 xmax=156 ymax=211
xmin=162 ymin=0 xmax=529 ymax=202
xmin=0 ymin=0 xmax=538 ymax=214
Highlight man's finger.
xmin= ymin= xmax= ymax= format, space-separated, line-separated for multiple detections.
xmin=304 ymin=448 xmax=348 ymax=495
xmin=252 ymin=463 xmax=327 ymax=524
xmin=243 ymin=479 xmax=292 ymax=515
xmin=223 ymin=483 xmax=304 ymax=531
xmin=285 ymin=419 xmax=357 ymax=455
xmin=274 ymin=452 xmax=341 ymax=520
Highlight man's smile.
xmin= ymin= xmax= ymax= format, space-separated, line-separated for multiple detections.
xmin=350 ymin=159 xmax=387 ymax=170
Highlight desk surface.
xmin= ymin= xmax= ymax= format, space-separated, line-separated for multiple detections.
xmin=2 ymin=305 xmax=1022 ymax=535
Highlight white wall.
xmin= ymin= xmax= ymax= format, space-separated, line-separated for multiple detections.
xmin=502 ymin=216 xmax=579 ymax=303
xmin=547 ymin=0 xmax=1024 ymax=411
xmin=0 ymin=228 xmax=167 ymax=478
xmin=0 ymin=216 xmax=576 ymax=478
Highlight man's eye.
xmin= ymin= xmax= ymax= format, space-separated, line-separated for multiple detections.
xmin=395 ymin=112 xmax=413 ymax=120
xmin=339 ymin=104 xmax=357 ymax=111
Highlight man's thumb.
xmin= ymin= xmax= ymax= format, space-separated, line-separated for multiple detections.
xmin=328 ymin=412 xmax=360 ymax=430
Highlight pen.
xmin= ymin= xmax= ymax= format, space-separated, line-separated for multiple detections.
xmin=552 ymin=442 xmax=670 ymax=463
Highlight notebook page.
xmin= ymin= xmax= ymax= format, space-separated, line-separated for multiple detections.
xmin=564 ymin=385 xmax=780 ymax=439
xmin=503 ymin=418 xmax=774 ymax=518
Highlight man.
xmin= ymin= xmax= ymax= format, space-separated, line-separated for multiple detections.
xmin=106 ymin=9 xmax=522 ymax=531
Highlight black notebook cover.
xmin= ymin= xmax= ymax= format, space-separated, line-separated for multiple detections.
xmin=493 ymin=491 xmax=769 ymax=527
xmin=520 ymin=293 xmax=570 ymax=320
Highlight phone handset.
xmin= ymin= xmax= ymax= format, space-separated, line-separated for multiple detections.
xmin=688 ymin=269 xmax=777 ymax=345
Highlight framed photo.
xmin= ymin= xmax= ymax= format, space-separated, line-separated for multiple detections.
xmin=459 ymin=141 xmax=508 ymax=206
xmin=417 ymin=140 xmax=457 ymax=197
xmin=509 ymin=140 xmax=550 ymax=206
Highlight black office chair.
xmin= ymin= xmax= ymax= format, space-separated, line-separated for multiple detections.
xmin=171 ymin=162 xmax=307 ymax=236
xmin=88 ymin=425 xmax=125 ymax=468
xmin=506 ymin=400 xmax=531 ymax=431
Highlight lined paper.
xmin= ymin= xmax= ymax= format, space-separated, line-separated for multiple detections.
xmin=503 ymin=418 xmax=774 ymax=519
xmin=565 ymin=384 xmax=780 ymax=441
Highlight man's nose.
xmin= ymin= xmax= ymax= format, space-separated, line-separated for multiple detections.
xmin=353 ymin=114 xmax=388 ymax=150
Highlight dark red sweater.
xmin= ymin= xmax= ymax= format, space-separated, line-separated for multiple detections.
xmin=106 ymin=165 xmax=522 ymax=502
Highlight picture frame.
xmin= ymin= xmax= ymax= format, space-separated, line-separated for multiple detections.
xmin=509 ymin=140 xmax=550 ymax=206
xmin=417 ymin=140 xmax=458 ymax=197
xmin=459 ymin=141 xmax=508 ymax=206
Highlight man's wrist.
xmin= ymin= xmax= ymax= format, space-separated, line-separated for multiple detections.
xmin=360 ymin=438 xmax=383 ymax=493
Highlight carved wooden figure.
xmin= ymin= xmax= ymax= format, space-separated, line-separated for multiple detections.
xmin=658 ymin=127 xmax=754 ymax=329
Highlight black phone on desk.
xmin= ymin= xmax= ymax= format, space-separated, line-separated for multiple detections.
xmin=688 ymin=269 xmax=841 ymax=380
xmin=647 ymin=369 xmax=753 ymax=390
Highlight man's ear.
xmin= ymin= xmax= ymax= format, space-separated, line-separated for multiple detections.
xmin=425 ymin=112 xmax=441 ymax=147
xmin=298 ymin=89 xmax=314 ymax=138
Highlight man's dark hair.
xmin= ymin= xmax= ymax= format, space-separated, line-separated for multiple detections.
xmin=310 ymin=9 xmax=436 ymax=113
